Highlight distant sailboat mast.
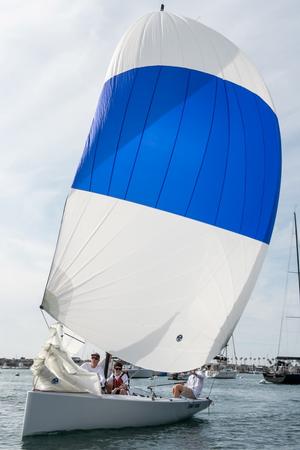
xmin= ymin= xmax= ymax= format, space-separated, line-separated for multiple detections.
xmin=263 ymin=213 xmax=300 ymax=384
xmin=277 ymin=212 xmax=300 ymax=357
xmin=293 ymin=212 xmax=300 ymax=302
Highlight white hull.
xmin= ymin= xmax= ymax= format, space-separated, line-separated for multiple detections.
xmin=206 ymin=369 xmax=237 ymax=379
xmin=22 ymin=391 xmax=211 ymax=436
xmin=130 ymin=369 xmax=157 ymax=378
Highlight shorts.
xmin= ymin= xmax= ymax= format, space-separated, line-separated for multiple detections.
xmin=181 ymin=386 xmax=196 ymax=399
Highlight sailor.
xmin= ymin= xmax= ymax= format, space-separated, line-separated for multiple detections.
xmin=106 ymin=361 xmax=129 ymax=395
xmin=172 ymin=369 xmax=204 ymax=399
xmin=81 ymin=353 xmax=105 ymax=388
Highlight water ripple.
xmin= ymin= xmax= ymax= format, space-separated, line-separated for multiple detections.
xmin=0 ymin=371 xmax=299 ymax=450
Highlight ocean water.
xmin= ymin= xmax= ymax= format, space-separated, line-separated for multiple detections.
xmin=1 ymin=369 xmax=300 ymax=450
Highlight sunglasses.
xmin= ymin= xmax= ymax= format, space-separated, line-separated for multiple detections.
xmin=91 ymin=356 xmax=99 ymax=360
xmin=114 ymin=367 xmax=122 ymax=370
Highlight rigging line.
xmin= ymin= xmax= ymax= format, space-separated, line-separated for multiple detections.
xmin=207 ymin=376 xmax=216 ymax=398
xmin=277 ymin=218 xmax=294 ymax=356
xmin=63 ymin=332 xmax=85 ymax=344
xmin=293 ymin=212 xmax=300 ymax=303
xmin=40 ymin=308 xmax=50 ymax=329
xmin=147 ymin=382 xmax=182 ymax=388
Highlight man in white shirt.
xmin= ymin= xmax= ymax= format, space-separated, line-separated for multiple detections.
xmin=81 ymin=353 xmax=105 ymax=388
xmin=172 ymin=369 xmax=204 ymax=399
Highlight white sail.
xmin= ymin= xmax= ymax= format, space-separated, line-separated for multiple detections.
xmin=42 ymin=11 xmax=281 ymax=372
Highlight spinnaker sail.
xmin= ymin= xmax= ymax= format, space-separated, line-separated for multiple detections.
xmin=42 ymin=11 xmax=281 ymax=372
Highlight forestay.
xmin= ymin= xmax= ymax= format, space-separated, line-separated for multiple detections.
xmin=42 ymin=10 xmax=281 ymax=372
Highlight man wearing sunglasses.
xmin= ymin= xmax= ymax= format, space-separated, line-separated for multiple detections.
xmin=81 ymin=353 xmax=105 ymax=388
xmin=106 ymin=362 xmax=129 ymax=395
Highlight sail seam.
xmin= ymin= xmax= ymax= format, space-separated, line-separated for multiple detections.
xmin=155 ymin=71 xmax=192 ymax=208
xmin=215 ymin=81 xmax=231 ymax=225
xmin=107 ymin=70 xmax=138 ymax=195
xmin=178 ymin=16 xmax=205 ymax=70
xmin=49 ymin=194 xmax=90 ymax=284
xmin=55 ymin=200 xmax=118 ymax=293
xmin=184 ymin=76 xmax=219 ymax=216
xmin=124 ymin=67 xmax=162 ymax=198
xmin=253 ymin=97 xmax=267 ymax=240
xmin=88 ymin=117 xmax=101 ymax=191
xmin=56 ymin=212 xmax=128 ymax=291
xmin=232 ymin=85 xmax=247 ymax=234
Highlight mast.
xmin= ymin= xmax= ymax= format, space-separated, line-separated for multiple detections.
xmin=294 ymin=212 xmax=300 ymax=302
xmin=104 ymin=352 xmax=111 ymax=379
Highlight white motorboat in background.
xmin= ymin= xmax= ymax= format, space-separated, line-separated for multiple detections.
xmin=125 ymin=366 xmax=158 ymax=379
xmin=205 ymin=367 xmax=237 ymax=379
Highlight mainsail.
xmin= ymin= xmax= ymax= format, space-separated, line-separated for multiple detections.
xmin=42 ymin=11 xmax=281 ymax=372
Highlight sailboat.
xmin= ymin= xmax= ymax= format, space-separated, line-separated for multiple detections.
xmin=22 ymin=5 xmax=281 ymax=436
xmin=205 ymin=347 xmax=237 ymax=379
xmin=263 ymin=213 xmax=300 ymax=384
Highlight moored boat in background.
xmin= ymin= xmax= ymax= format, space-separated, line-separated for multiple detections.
xmin=263 ymin=357 xmax=300 ymax=384
xmin=205 ymin=366 xmax=237 ymax=379
xmin=263 ymin=213 xmax=300 ymax=385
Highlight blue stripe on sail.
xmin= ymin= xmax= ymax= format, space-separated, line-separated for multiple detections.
xmin=73 ymin=66 xmax=281 ymax=244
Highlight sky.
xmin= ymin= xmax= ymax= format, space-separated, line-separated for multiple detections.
xmin=1 ymin=0 xmax=300 ymax=361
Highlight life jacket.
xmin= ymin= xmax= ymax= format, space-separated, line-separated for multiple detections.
xmin=113 ymin=372 xmax=126 ymax=389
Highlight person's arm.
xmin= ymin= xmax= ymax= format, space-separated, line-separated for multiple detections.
xmin=194 ymin=371 xmax=204 ymax=380
xmin=121 ymin=373 xmax=129 ymax=388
